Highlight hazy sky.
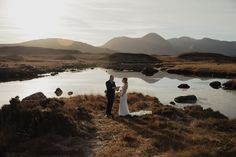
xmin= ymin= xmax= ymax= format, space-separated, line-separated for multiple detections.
xmin=0 ymin=0 xmax=235 ymax=45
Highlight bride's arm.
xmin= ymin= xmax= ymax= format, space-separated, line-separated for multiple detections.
xmin=121 ymin=85 xmax=128 ymax=97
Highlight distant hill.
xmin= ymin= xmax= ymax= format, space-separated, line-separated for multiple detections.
xmin=0 ymin=38 xmax=114 ymax=54
xmin=106 ymin=53 xmax=160 ymax=63
xmin=169 ymin=37 xmax=236 ymax=57
xmin=101 ymin=33 xmax=176 ymax=55
xmin=102 ymin=33 xmax=236 ymax=56
xmin=177 ymin=52 xmax=236 ymax=62
xmin=0 ymin=46 xmax=80 ymax=56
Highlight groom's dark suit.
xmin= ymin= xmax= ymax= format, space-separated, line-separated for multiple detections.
xmin=105 ymin=80 xmax=116 ymax=116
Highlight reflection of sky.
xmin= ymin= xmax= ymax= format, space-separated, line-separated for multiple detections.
xmin=0 ymin=68 xmax=235 ymax=118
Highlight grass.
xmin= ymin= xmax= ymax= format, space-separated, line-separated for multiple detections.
xmin=0 ymin=92 xmax=235 ymax=156
xmin=62 ymin=93 xmax=236 ymax=157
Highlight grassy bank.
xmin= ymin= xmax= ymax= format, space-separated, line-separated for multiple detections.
xmin=0 ymin=92 xmax=235 ymax=157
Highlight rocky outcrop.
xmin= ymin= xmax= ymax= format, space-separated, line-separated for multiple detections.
xmin=209 ymin=81 xmax=221 ymax=89
xmin=223 ymin=79 xmax=236 ymax=90
xmin=178 ymin=84 xmax=190 ymax=89
xmin=184 ymin=105 xmax=227 ymax=119
xmin=0 ymin=92 xmax=93 ymax=155
xmin=22 ymin=92 xmax=47 ymax=101
xmin=142 ymin=67 xmax=159 ymax=76
xmin=174 ymin=95 xmax=197 ymax=103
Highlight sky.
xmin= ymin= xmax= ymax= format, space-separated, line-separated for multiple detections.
xmin=0 ymin=0 xmax=236 ymax=45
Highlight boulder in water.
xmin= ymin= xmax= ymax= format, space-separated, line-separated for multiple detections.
xmin=209 ymin=81 xmax=221 ymax=89
xmin=178 ymin=84 xmax=190 ymax=89
xmin=68 ymin=91 xmax=73 ymax=96
xmin=174 ymin=95 xmax=197 ymax=103
xmin=55 ymin=88 xmax=63 ymax=96
xmin=170 ymin=101 xmax=176 ymax=105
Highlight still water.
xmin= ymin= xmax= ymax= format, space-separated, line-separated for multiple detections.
xmin=0 ymin=68 xmax=235 ymax=118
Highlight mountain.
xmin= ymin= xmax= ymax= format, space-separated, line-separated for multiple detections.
xmin=0 ymin=46 xmax=80 ymax=56
xmin=0 ymin=38 xmax=114 ymax=54
xmin=102 ymin=33 xmax=236 ymax=56
xmin=101 ymin=33 xmax=176 ymax=54
xmin=168 ymin=37 xmax=236 ymax=56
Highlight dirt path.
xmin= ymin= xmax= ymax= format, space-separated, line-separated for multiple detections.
xmin=89 ymin=112 xmax=123 ymax=157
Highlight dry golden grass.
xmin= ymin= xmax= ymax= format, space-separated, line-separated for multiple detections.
xmin=159 ymin=55 xmax=236 ymax=72
xmin=62 ymin=93 xmax=236 ymax=157
xmin=174 ymin=62 xmax=236 ymax=73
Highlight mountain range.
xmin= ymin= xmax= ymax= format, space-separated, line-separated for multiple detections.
xmin=0 ymin=33 xmax=236 ymax=56
xmin=0 ymin=38 xmax=114 ymax=54
xmin=102 ymin=33 xmax=236 ymax=56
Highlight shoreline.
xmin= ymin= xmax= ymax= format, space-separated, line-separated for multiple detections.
xmin=1 ymin=52 xmax=236 ymax=83
xmin=1 ymin=64 xmax=236 ymax=83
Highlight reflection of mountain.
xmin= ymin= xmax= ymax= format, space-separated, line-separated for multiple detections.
xmin=106 ymin=69 xmax=211 ymax=84
xmin=106 ymin=70 xmax=161 ymax=84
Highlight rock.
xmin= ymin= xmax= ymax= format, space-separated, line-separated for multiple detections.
xmin=174 ymin=95 xmax=197 ymax=103
xmin=223 ymin=79 xmax=236 ymax=90
xmin=170 ymin=101 xmax=176 ymax=105
xmin=19 ymin=92 xmax=47 ymax=109
xmin=178 ymin=84 xmax=190 ymax=89
xmin=68 ymin=91 xmax=73 ymax=96
xmin=184 ymin=105 xmax=227 ymax=119
xmin=204 ymin=108 xmax=228 ymax=119
xmin=9 ymin=96 xmax=20 ymax=107
xmin=22 ymin=92 xmax=47 ymax=102
xmin=142 ymin=67 xmax=159 ymax=76
xmin=209 ymin=81 xmax=221 ymax=89
xmin=51 ymin=72 xmax=59 ymax=76
xmin=55 ymin=88 xmax=63 ymax=96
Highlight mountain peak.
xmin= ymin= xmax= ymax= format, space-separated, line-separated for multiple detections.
xmin=142 ymin=33 xmax=165 ymax=40
xmin=178 ymin=36 xmax=196 ymax=41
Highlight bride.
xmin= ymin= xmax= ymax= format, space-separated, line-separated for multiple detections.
xmin=119 ymin=78 xmax=130 ymax=116
xmin=118 ymin=77 xmax=153 ymax=117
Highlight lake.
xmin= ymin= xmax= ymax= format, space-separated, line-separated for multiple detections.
xmin=0 ymin=68 xmax=235 ymax=118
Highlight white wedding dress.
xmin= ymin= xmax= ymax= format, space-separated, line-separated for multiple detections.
xmin=118 ymin=83 xmax=152 ymax=117
xmin=119 ymin=84 xmax=130 ymax=116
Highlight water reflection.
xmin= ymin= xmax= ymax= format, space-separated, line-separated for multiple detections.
xmin=108 ymin=70 xmax=213 ymax=84
xmin=0 ymin=68 xmax=235 ymax=118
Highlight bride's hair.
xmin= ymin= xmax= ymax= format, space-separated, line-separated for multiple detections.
xmin=122 ymin=78 xmax=128 ymax=84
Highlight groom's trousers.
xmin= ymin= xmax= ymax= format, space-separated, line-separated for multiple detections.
xmin=106 ymin=95 xmax=115 ymax=115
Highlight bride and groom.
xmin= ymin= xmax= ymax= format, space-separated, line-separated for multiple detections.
xmin=105 ymin=75 xmax=130 ymax=117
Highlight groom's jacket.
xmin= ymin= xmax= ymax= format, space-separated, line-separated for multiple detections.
xmin=106 ymin=80 xmax=116 ymax=97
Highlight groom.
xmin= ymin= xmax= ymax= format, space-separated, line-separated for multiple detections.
xmin=105 ymin=75 xmax=118 ymax=117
